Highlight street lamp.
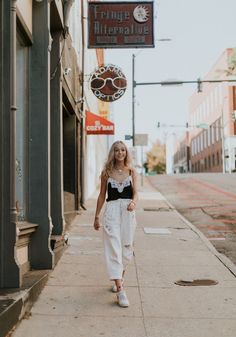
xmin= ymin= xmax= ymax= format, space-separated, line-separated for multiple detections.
xmin=131 ymin=39 xmax=172 ymax=146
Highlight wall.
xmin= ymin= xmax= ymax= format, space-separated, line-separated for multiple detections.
xmin=17 ymin=0 xmax=32 ymax=34
xmin=188 ymin=49 xmax=236 ymax=172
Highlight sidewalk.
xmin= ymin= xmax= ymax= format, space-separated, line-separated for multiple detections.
xmin=11 ymin=176 xmax=236 ymax=337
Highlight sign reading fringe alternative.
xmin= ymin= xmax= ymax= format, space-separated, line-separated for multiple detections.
xmin=85 ymin=110 xmax=115 ymax=135
xmin=88 ymin=1 xmax=154 ymax=48
xmin=89 ymin=64 xmax=127 ymax=102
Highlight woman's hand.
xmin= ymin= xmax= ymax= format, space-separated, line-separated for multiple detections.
xmin=94 ymin=217 xmax=101 ymax=230
xmin=127 ymin=200 xmax=136 ymax=212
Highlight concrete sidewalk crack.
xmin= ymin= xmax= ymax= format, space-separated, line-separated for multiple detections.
xmin=133 ymin=254 xmax=148 ymax=337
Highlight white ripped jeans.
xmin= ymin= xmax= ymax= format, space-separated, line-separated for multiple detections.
xmin=103 ymin=199 xmax=136 ymax=280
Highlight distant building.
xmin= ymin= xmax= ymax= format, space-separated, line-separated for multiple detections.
xmin=188 ymin=48 xmax=236 ymax=173
xmin=173 ymin=132 xmax=190 ymax=173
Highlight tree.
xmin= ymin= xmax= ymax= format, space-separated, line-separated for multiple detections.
xmin=145 ymin=140 xmax=166 ymax=174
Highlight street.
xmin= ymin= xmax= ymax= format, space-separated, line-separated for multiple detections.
xmin=148 ymin=173 xmax=236 ymax=266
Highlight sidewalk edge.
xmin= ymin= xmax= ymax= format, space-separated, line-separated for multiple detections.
xmin=0 ymin=270 xmax=49 ymax=337
xmin=163 ymin=196 xmax=236 ymax=278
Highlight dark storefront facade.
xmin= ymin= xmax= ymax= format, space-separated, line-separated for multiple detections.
xmin=0 ymin=1 xmax=83 ymax=288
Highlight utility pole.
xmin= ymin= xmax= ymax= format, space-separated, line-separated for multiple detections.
xmin=221 ymin=114 xmax=225 ymax=174
xmin=132 ymin=54 xmax=135 ymax=146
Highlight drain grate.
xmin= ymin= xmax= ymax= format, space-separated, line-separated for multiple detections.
xmin=175 ymin=279 xmax=218 ymax=286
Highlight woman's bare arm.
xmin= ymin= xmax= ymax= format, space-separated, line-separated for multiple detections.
xmin=94 ymin=172 xmax=107 ymax=230
xmin=127 ymin=168 xmax=138 ymax=211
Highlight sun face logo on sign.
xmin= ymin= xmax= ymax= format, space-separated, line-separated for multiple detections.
xmin=133 ymin=5 xmax=150 ymax=23
xmin=89 ymin=64 xmax=127 ymax=102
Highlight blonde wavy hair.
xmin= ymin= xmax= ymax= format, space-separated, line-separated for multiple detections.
xmin=103 ymin=141 xmax=133 ymax=175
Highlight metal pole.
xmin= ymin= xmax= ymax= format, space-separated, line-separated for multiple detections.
xmin=141 ymin=146 xmax=143 ymax=186
xmin=80 ymin=0 xmax=86 ymax=209
xmin=135 ymin=79 xmax=236 ymax=87
xmin=132 ymin=54 xmax=135 ymax=147
xmin=10 ymin=0 xmax=17 ymax=229
xmin=229 ymin=136 xmax=232 ymax=174
xmin=221 ymin=106 xmax=225 ymax=174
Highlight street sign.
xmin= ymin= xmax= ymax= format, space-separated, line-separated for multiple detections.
xmin=125 ymin=135 xmax=133 ymax=140
xmin=134 ymin=133 xmax=148 ymax=146
xmin=88 ymin=1 xmax=154 ymax=49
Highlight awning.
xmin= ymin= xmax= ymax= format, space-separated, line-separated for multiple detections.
xmin=85 ymin=110 xmax=115 ymax=135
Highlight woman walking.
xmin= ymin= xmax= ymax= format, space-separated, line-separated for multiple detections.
xmin=93 ymin=140 xmax=138 ymax=307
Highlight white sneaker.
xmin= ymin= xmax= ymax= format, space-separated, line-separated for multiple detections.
xmin=117 ymin=290 xmax=129 ymax=307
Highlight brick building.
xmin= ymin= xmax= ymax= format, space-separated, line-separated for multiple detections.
xmin=189 ymin=49 xmax=236 ymax=173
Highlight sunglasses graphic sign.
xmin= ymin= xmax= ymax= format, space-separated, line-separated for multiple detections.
xmin=89 ymin=64 xmax=127 ymax=102
xmin=88 ymin=1 xmax=154 ymax=48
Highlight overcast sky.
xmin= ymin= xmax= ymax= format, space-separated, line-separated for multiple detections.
xmin=105 ymin=0 xmax=236 ymax=149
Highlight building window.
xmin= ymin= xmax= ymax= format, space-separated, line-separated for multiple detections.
xmin=204 ymin=130 xmax=207 ymax=148
xmin=204 ymin=157 xmax=207 ymax=169
xmin=207 ymin=128 xmax=211 ymax=147
xmin=216 ymin=152 xmax=220 ymax=166
xmin=201 ymin=132 xmax=204 ymax=151
xmin=197 ymin=136 xmax=199 ymax=153
xmin=211 ymin=125 xmax=215 ymax=144
xmin=208 ymin=155 xmax=211 ymax=169
xmin=212 ymin=154 xmax=215 ymax=167
xmin=220 ymin=117 xmax=223 ymax=139
xmin=216 ymin=120 xmax=219 ymax=142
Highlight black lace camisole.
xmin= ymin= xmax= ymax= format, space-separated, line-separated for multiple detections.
xmin=106 ymin=174 xmax=133 ymax=202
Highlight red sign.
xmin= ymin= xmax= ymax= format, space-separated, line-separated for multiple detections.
xmin=88 ymin=1 xmax=154 ymax=48
xmin=85 ymin=110 xmax=115 ymax=135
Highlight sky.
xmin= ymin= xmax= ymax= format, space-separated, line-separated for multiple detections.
xmin=105 ymin=0 xmax=236 ymax=152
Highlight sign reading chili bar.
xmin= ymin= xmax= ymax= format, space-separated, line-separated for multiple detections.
xmin=88 ymin=1 xmax=154 ymax=48
xmin=86 ymin=110 xmax=115 ymax=135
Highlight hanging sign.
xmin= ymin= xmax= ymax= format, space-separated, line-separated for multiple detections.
xmin=89 ymin=64 xmax=127 ymax=102
xmin=88 ymin=1 xmax=154 ymax=48
xmin=85 ymin=110 xmax=115 ymax=135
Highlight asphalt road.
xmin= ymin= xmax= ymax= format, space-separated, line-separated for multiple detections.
xmin=147 ymin=173 xmax=236 ymax=266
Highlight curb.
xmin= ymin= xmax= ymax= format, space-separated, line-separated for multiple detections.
xmin=163 ymin=196 xmax=236 ymax=278
xmin=145 ymin=175 xmax=236 ymax=278
xmin=0 ymin=270 xmax=49 ymax=337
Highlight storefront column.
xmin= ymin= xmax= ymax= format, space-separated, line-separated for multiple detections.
xmin=0 ymin=0 xmax=20 ymax=288
xmin=28 ymin=1 xmax=54 ymax=269
xmin=50 ymin=31 xmax=66 ymax=257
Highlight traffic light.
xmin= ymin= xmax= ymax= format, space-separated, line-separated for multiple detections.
xmin=231 ymin=111 xmax=236 ymax=122
xmin=197 ymin=78 xmax=202 ymax=93
xmin=157 ymin=122 xmax=160 ymax=128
